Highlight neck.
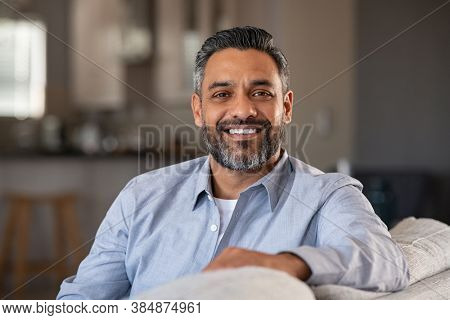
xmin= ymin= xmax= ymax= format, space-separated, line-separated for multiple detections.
xmin=209 ymin=148 xmax=283 ymax=200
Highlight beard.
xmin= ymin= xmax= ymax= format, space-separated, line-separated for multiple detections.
xmin=201 ymin=117 xmax=286 ymax=172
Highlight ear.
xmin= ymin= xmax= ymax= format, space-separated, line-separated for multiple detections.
xmin=191 ymin=93 xmax=203 ymax=127
xmin=283 ymin=90 xmax=294 ymax=124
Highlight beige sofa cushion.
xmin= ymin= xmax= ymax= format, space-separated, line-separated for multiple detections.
xmin=378 ymin=269 xmax=450 ymax=300
xmin=390 ymin=217 xmax=450 ymax=285
xmin=140 ymin=266 xmax=315 ymax=300
xmin=312 ymin=284 xmax=387 ymax=300
xmin=313 ymin=268 xmax=450 ymax=300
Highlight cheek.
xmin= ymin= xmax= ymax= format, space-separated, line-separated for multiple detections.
xmin=258 ymin=107 xmax=282 ymax=126
xmin=202 ymin=107 xmax=226 ymax=126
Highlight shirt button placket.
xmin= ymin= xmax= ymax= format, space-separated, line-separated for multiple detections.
xmin=206 ymin=193 xmax=219 ymax=233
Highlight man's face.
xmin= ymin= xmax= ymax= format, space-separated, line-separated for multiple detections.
xmin=192 ymin=48 xmax=293 ymax=171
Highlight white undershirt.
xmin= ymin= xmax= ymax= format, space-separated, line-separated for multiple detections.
xmin=214 ymin=197 xmax=238 ymax=243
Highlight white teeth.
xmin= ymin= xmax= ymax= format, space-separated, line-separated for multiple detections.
xmin=229 ymin=128 xmax=257 ymax=135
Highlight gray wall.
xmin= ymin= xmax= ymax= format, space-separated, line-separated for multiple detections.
xmin=236 ymin=0 xmax=357 ymax=170
xmin=355 ymin=0 xmax=450 ymax=173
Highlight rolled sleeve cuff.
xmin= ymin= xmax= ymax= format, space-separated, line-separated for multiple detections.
xmin=280 ymin=246 xmax=346 ymax=285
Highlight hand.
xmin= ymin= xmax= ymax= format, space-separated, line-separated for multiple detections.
xmin=202 ymin=247 xmax=311 ymax=280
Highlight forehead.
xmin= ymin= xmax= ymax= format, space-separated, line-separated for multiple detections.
xmin=203 ymin=48 xmax=281 ymax=88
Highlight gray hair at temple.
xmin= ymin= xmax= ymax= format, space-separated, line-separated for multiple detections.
xmin=193 ymin=26 xmax=290 ymax=96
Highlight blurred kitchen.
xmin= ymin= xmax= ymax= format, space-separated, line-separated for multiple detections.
xmin=0 ymin=0 xmax=449 ymax=299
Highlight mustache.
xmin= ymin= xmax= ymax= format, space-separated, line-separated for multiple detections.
xmin=215 ymin=118 xmax=272 ymax=132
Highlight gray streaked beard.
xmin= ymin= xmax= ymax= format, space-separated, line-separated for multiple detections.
xmin=201 ymin=120 xmax=286 ymax=172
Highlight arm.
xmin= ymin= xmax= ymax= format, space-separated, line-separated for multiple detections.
xmin=204 ymin=181 xmax=409 ymax=292
xmin=286 ymin=183 xmax=410 ymax=291
xmin=56 ymin=183 xmax=135 ymax=300
xmin=203 ymin=247 xmax=311 ymax=280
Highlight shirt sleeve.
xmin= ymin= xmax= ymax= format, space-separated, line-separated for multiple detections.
xmin=284 ymin=178 xmax=410 ymax=292
xmin=56 ymin=181 xmax=135 ymax=300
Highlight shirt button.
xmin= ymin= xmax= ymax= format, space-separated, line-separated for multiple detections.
xmin=210 ymin=224 xmax=218 ymax=232
xmin=207 ymin=194 xmax=213 ymax=201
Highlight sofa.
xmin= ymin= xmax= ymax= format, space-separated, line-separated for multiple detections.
xmin=140 ymin=217 xmax=450 ymax=299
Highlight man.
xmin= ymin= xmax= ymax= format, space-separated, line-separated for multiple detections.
xmin=57 ymin=26 xmax=409 ymax=299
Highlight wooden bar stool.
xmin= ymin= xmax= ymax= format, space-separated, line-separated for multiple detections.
xmin=0 ymin=193 xmax=84 ymax=299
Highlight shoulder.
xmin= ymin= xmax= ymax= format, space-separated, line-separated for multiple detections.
xmin=109 ymin=156 xmax=208 ymax=225
xmin=288 ymin=156 xmax=363 ymax=204
xmin=123 ymin=156 xmax=208 ymax=195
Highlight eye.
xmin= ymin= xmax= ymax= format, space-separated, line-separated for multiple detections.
xmin=252 ymin=90 xmax=273 ymax=98
xmin=212 ymin=91 xmax=231 ymax=99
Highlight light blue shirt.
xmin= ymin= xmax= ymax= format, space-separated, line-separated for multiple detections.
xmin=57 ymin=150 xmax=409 ymax=299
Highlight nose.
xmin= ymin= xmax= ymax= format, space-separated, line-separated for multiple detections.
xmin=229 ymin=93 xmax=258 ymax=119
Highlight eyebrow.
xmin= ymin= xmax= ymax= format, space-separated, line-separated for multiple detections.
xmin=250 ymin=79 xmax=274 ymax=87
xmin=207 ymin=79 xmax=274 ymax=91
xmin=208 ymin=81 xmax=234 ymax=90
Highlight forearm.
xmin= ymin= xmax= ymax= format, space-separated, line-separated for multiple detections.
xmin=203 ymin=247 xmax=312 ymax=280
xmin=287 ymin=241 xmax=409 ymax=291
xmin=274 ymin=253 xmax=312 ymax=280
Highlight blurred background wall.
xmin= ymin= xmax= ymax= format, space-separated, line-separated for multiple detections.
xmin=0 ymin=0 xmax=448 ymax=299
xmin=356 ymin=0 xmax=450 ymax=174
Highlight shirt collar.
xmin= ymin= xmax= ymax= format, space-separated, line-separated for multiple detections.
xmin=191 ymin=149 xmax=293 ymax=212
xmin=192 ymin=156 xmax=214 ymax=211
xmin=246 ymin=149 xmax=292 ymax=211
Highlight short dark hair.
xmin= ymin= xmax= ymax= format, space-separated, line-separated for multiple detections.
xmin=193 ymin=26 xmax=290 ymax=95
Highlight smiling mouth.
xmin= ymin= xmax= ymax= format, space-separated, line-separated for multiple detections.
xmin=222 ymin=124 xmax=263 ymax=133
xmin=221 ymin=127 xmax=262 ymax=140
xmin=226 ymin=128 xmax=258 ymax=135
